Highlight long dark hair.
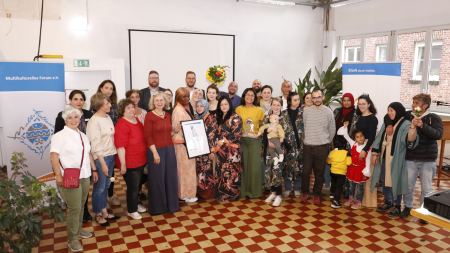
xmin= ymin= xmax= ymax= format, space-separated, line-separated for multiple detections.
xmin=97 ymin=80 xmax=118 ymax=105
xmin=240 ymin=88 xmax=258 ymax=106
xmin=287 ymin=91 xmax=300 ymax=109
xmin=217 ymin=96 xmax=233 ymax=125
xmin=356 ymin=94 xmax=377 ymax=115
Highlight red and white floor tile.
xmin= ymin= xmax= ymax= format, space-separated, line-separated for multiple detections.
xmin=33 ymin=175 xmax=450 ymax=252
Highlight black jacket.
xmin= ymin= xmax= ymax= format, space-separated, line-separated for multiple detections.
xmin=404 ymin=111 xmax=443 ymax=161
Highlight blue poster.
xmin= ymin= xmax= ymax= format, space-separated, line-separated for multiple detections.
xmin=0 ymin=62 xmax=65 ymax=179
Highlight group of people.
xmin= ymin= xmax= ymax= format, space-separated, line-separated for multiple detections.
xmin=50 ymin=70 xmax=443 ymax=252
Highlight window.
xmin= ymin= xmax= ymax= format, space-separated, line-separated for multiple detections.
xmin=412 ymin=42 xmax=425 ymax=80
xmin=429 ymin=41 xmax=442 ymax=81
xmin=345 ymin=47 xmax=361 ymax=62
xmin=375 ymin=44 xmax=387 ymax=62
xmin=412 ymin=41 xmax=442 ymax=81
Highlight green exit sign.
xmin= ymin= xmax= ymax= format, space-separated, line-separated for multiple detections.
xmin=74 ymin=59 xmax=90 ymax=67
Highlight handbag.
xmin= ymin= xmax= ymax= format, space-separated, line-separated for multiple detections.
xmin=62 ymin=132 xmax=85 ymax=188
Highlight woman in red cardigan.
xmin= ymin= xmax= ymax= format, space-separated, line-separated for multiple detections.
xmin=115 ymin=99 xmax=147 ymax=220
xmin=144 ymin=92 xmax=180 ymax=215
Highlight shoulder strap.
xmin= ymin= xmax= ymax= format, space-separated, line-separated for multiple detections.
xmin=79 ymin=132 xmax=85 ymax=168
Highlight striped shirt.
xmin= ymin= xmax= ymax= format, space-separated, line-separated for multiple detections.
xmin=303 ymin=105 xmax=336 ymax=145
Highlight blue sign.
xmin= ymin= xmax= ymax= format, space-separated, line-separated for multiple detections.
xmin=0 ymin=62 xmax=64 ymax=92
xmin=342 ymin=63 xmax=401 ymax=76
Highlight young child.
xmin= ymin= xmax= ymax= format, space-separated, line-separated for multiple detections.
xmin=258 ymin=114 xmax=285 ymax=163
xmin=337 ymin=123 xmax=372 ymax=209
xmin=327 ymin=147 xmax=352 ymax=208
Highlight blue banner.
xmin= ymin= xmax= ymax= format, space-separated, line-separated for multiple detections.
xmin=0 ymin=62 xmax=64 ymax=92
xmin=342 ymin=63 xmax=401 ymax=76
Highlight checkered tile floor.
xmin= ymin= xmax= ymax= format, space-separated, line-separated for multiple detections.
xmin=34 ymin=172 xmax=450 ymax=253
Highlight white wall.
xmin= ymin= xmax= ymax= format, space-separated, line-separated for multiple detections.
xmin=332 ymin=0 xmax=450 ymax=36
xmin=0 ymin=0 xmax=324 ymax=96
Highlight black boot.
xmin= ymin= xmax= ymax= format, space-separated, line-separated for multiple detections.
xmin=388 ymin=205 xmax=401 ymax=219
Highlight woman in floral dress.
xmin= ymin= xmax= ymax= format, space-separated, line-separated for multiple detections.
xmin=213 ymin=97 xmax=242 ymax=202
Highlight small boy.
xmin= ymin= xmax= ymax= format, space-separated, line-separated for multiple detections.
xmin=327 ymin=147 xmax=352 ymax=208
xmin=258 ymin=114 xmax=285 ymax=163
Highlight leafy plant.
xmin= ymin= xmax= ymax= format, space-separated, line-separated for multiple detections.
xmin=296 ymin=57 xmax=343 ymax=106
xmin=0 ymin=152 xmax=64 ymax=253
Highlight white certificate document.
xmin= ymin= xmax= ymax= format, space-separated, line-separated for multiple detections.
xmin=181 ymin=119 xmax=211 ymax=158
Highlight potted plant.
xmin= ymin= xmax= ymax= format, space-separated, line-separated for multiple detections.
xmin=296 ymin=57 xmax=342 ymax=106
xmin=0 ymin=152 xmax=64 ymax=253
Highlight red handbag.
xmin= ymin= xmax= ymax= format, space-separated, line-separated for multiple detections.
xmin=62 ymin=133 xmax=85 ymax=189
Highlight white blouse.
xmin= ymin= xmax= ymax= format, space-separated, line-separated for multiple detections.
xmin=50 ymin=126 xmax=92 ymax=179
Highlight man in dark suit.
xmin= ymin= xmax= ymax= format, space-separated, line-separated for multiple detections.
xmin=139 ymin=70 xmax=167 ymax=111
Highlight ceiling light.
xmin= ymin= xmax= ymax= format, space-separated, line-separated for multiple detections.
xmin=240 ymin=0 xmax=296 ymax=7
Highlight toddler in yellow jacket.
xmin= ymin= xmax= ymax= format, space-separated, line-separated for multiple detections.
xmin=327 ymin=148 xmax=352 ymax=209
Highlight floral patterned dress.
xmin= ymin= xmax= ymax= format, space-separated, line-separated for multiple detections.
xmin=195 ymin=113 xmax=217 ymax=199
xmin=214 ymin=113 xmax=243 ymax=201
xmin=280 ymin=108 xmax=304 ymax=190
xmin=261 ymin=113 xmax=283 ymax=191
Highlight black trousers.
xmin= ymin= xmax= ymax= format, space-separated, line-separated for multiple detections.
xmin=330 ymin=172 xmax=346 ymax=201
xmin=123 ymin=166 xmax=144 ymax=213
xmin=301 ymin=144 xmax=329 ymax=196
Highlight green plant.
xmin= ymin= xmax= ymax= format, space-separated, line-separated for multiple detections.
xmin=0 ymin=152 xmax=64 ymax=253
xmin=296 ymin=57 xmax=342 ymax=106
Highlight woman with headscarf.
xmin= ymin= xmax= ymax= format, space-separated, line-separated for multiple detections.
xmin=371 ymin=102 xmax=418 ymax=218
xmin=195 ymin=99 xmax=217 ymax=200
xmin=333 ymin=93 xmax=355 ymax=149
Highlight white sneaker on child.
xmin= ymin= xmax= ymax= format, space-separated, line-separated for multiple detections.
xmin=279 ymin=154 xmax=284 ymax=162
xmin=272 ymin=196 xmax=282 ymax=207
xmin=265 ymin=193 xmax=277 ymax=203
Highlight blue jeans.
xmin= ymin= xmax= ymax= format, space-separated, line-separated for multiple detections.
xmin=92 ymin=155 xmax=115 ymax=214
xmin=404 ymin=160 xmax=434 ymax=208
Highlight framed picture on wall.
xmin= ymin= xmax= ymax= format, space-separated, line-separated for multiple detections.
xmin=181 ymin=119 xmax=211 ymax=159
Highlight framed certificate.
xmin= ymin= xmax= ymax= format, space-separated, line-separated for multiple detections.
xmin=181 ymin=119 xmax=211 ymax=159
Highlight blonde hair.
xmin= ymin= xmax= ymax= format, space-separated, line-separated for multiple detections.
xmin=149 ymin=92 xmax=168 ymax=111
xmin=90 ymin=93 xmax=110 ymax=112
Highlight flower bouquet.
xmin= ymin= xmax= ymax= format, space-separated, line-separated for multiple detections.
xmin=206 ymin=65 xmax=228 ymax=85
xmin=412 ymin=106 xmax=422 ymax=117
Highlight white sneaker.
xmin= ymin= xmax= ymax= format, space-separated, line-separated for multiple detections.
xmin=294 ymin=191 xmax=301 ymax=197
xmin=272 ymin=196 xmax=282 ymax=207
xmin=185 ymin=197 xmax=198 ymax=203
xmin=137 ymin=204 xmax=147 ymax=213
xmin=279 ymin=154 xmax=284 ymax=162
xmin=127 ymin=212 xmax=142 ymax=220
xmin=265 ymin=193 xmax=277 ymax=203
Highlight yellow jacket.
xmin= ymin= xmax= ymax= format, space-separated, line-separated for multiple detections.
xmin=327 ymin=148 xmax=352 ymax=175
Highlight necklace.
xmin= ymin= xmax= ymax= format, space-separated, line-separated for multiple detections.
xmin=153 ymin=110 xmax=165 ymax=118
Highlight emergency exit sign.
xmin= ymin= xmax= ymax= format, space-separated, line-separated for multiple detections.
xmin=74 ymin=59 xmax=90 ymax=67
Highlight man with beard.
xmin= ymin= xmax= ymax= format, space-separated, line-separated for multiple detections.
xmin=185 ymin=71 xmax=205 ymax=98
xmin=139 ymin=70 xmax=167 ymax=111
xmin=219 ymin=81 xmax=241 ymax=110
xmin=252 ymin=79 xmax=262 ymax=102
xmin=301 ymin=89 xmax=335 ymax=205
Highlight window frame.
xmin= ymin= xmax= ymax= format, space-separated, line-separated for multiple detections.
xmin=344 ymin=46 xmax=361 ymax=62
xmin=375 ymin=44 xmax=388 ymax=62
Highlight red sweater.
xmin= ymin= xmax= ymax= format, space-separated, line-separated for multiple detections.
xmin=114 ymin=118 xmax=147 ymax=168
xmin=144 ymin=111 xmax=173 ymax=148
